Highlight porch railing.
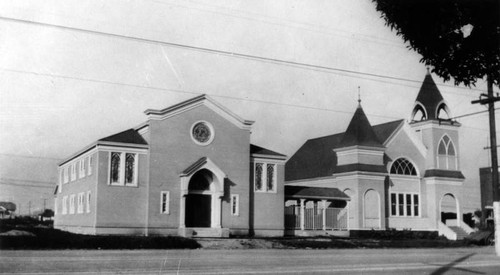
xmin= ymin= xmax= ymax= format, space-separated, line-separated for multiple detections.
xmin=285 ymin=206 xmax=348 ymax=230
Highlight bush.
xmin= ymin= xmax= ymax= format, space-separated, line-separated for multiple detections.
xmin=0 ymin=227 xmax=201 ymax=250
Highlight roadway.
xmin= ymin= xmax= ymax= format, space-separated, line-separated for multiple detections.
xmin=1 ymin=247 xmax=500 ymax=274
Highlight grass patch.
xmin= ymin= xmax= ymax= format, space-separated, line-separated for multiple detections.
xmin=0 ymin=219 xmax=200 ymax=250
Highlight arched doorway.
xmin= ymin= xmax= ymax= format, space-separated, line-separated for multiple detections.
xmin=440 ymin=193 xmax=459 ymax=226
xmin=364 ymin=189 xmax=380 ymax=229
xmin=185 ymin=169 xmax=214 ymax=228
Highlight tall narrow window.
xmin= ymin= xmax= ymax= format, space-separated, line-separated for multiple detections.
xmin=110 ymin=152 xmax=121 ymax=184
xmin=413 ymin=194 xmax=419 ymax=216
xmin=160 ymin=191 xmax=170 ymax=214
xmin=398 ymin=194 xmax=404 ymax=216
xmin=255 ymin=163 xmax=263 ymax=191
xmin=77 ymin=193 xmax=84 ymax=214
xmin=406 ymin=194 xmax=412 ymax=216
xmin=390 ymin=193 xmax=397 ymax=216
xmin=70 ymin=163 xmax=76 ymax=181
xmin=62 ymin=196 xmax=67 ymax=215
xmin=69 ymin=195 xmax=75 ymax=214
xmin=64 ymin=167 xmax=69 ymax=183
xmin=125 ymin=153 xmax=136 ymax=185
xmin=88 ymin=156 xmax=93 ymax=176
xmin=266 ymin=164 xmax=275 ymax=191
xmin=86 ymin=191 xmax=91 ymax=213
xmin=79 ymin=159 xmax=85 ymax=179
xmin=437 ymin=135 xmax=457 ymax=170
xmin=231 ymin=194 xmax=239 ymax=216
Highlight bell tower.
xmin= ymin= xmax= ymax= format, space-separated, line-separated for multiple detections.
xmin=409 ymin=72 xmax=461 ymax=171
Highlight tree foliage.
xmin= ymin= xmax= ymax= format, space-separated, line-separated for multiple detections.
xmin=372 ymin=0 xmax=500 ymax=87
xmin=0 ymin=201 xmax=16 ymax=212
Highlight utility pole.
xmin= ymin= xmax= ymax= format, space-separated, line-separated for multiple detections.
xmin=472 ymin=75 xmax=500 ymax=255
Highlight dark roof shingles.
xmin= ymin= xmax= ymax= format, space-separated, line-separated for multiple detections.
xmin=285 ymin=186 xmax=350 ymax=200
xmin=99 ymin=129 xmax=148 ymax=145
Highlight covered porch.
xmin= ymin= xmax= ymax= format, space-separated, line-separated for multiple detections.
xmin=284 ymin=186 xmax=350 ymax=236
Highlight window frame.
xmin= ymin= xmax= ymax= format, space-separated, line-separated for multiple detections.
xmin=437 ymin=135 xmax=458 ymax=170
xmin=77 ymin=193 xmax=84 ymax=214
xmin=78 ymin=159 xmax=86 ymax=179
xmin=70 ymin=163 xmax=76 ymax=182
xmin=253 ymin=162 xmax=277 ymax=193
xmin=160 ymin=191 xmax=170 ymax=214
xmin=108 ymin=151 xmax=138 ymax=187
xmin=231 ymin=194 xmax=240 ymax=216
xmin=63 ymin=167 xmax=69 ymax=183
xmin=86 ymin=191 xmax=91 ymax=213
xmin=62 ymin=196 xmax=67 ymax=215
xmin=88 ymin=156 xmax=93 ymax=176
xmin=69 ymin=194 xmax=75 ymax=214
xmin=389 ymin=192 xmax=420 ymax=217
xmin=390 ymin=158 xmax=418 ymax=176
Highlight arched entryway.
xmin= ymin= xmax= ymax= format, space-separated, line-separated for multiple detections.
xmin=440 ymin=193 xmax=460 ymax=226
xmin=185 ymin=169 xmax=213 ymax=227
xmin=364 ymin=189 xmax=381 ymax=229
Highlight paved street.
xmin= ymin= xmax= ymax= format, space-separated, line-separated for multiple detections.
xmin=1 ymin=247 xmax=500 ymax=274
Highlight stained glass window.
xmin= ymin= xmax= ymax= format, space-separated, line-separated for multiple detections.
xmin=110 ymin=152 xmax=121 ymax=183
xmin=125 ymin=153 xmax=135 ymax=184
xmin=255 ymin=163 xmax=263 ymax=191
xmin=267 ymin=164 xmax=275 ymax=191
xmin=437 ymin=135 xmax=457 ymax=170
xmin=390 ymin=158 xmax=417 ymax=176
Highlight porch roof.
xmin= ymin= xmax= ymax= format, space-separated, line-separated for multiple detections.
xmin=285 ymin=186 xmax=350 ymax=201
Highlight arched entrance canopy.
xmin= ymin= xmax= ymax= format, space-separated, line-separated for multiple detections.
xmin=179 ymin=157 xmax=226 ymax=229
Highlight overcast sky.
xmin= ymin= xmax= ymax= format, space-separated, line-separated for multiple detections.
xmin=0 ymin=0 xmax=497 ymax=213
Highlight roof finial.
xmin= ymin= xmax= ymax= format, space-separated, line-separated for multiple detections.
xmin=426 ymin=66 xmax=430 ymax=74
xmin=357 ymin=86 xmax=361 ymax=105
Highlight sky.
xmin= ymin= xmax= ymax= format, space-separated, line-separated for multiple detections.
xmin=0 ymin=0 xmax=498 ymax=214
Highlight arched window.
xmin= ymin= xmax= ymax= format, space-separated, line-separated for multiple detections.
xmin=411 ymin=104 xmax=427 ymax=121
xmin=437 ymin=135 xmax=457 ymax=170
xmin=390 ymin=158 xmax=417 ymax=176
xmin=436 ymin=103 xmax=450 ymax=119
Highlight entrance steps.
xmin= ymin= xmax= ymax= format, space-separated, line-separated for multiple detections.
xmin=178 ymin=227 xmax=230 ymax=238
xmin=448 ymin=226 xmax=470 ymax=240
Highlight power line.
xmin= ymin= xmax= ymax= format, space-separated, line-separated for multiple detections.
xmin=0 ymin=181 xmax=55 ymax=189
xmin=451 ymin=108 xmax=500 ymax=120
xmin=0 ymin=152 xmax=62 ymax=161
xmin=0 ymin=177 xmax=55 ymax=185
xmin=0 ymin=16 xmax=485 ymax=95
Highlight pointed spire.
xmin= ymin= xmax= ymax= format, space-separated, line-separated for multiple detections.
xmin=413 ymin=72 xmax=445 ymax=120
xmin=357 ymin=86 xmax=361 ymax=105
xmin=339 ymin=105 xmax=384 ymax=148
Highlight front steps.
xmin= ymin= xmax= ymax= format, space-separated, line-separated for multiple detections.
xmin=178 ymin=227 xmax=230 ymax=238
xmin=448 ymin=226 xmax=470 ymax=240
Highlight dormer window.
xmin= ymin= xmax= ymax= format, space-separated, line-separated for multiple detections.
xmin=437 ymin=135 xmax=457 ymax=170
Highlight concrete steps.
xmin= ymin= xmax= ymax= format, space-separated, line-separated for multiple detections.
xmin=448 ymin=226 xmax=470 ymax=240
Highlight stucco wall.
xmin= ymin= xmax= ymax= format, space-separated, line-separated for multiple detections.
xmin=146 ymin=105 xmax=251 ymax=234
xmin=54 ymin=151 xmax=97 ymax=233
xmin=94 ymin=151 xmax=149 ymax=234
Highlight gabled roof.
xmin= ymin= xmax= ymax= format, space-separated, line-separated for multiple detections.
xmin=285 ymin=119 xmax=403 ymax=181
xmin=99 ymin=129 xmax=148 ymax=145
xmin=338 ymin=105 xmax=384 ymax=148
xmin=414 ymin=73 xmax=445 ymax=120
xmin=251 ymin=144 xmax=287 ymax=159
xmin=285 ymin=186 xmax=350 ymax=200
xmin=144 ymin=94 xmax=254 ymax=130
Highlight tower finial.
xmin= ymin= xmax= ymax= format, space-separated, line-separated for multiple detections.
xmin=358 ymin=86 xmax=361 ymax=105
xmin=426 ymin=66 xmax=430 ymax=74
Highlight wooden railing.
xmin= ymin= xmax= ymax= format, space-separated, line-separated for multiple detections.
xmin=285 ymin=206 xmax=348 ymax=230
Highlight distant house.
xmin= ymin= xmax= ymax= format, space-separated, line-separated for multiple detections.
xmin=285 ymin=73 xmax=473 ymax=240
xmin=54 ymin=95 xmax=286 ymax=237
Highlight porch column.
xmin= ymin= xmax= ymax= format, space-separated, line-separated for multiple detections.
xmin=322 ymin=200 xmax=327 ymax=231
xmin=211 ymin=194 xmax=222 ymax=228
xmin=179 ymin=194 xmax=186 ymax=228
xmin=300 ymin=199 xmax=305 ymax=231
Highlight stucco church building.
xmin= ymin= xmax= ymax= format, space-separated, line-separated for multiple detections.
xmin=54 ymin=73 xmax=473 ymax=239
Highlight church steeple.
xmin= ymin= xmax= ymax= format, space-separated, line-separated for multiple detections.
xmin=339 ymin=104 xmax=384 ymax=148
xmin=411 ymin=72 xmax=450 ymax=121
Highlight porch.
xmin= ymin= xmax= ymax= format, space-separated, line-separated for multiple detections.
xmin=284 ymin=186 xmax=350 ymax=237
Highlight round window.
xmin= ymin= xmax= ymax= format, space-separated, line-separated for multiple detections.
xmin=191 ymin=121 xmax=215 ymax=145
